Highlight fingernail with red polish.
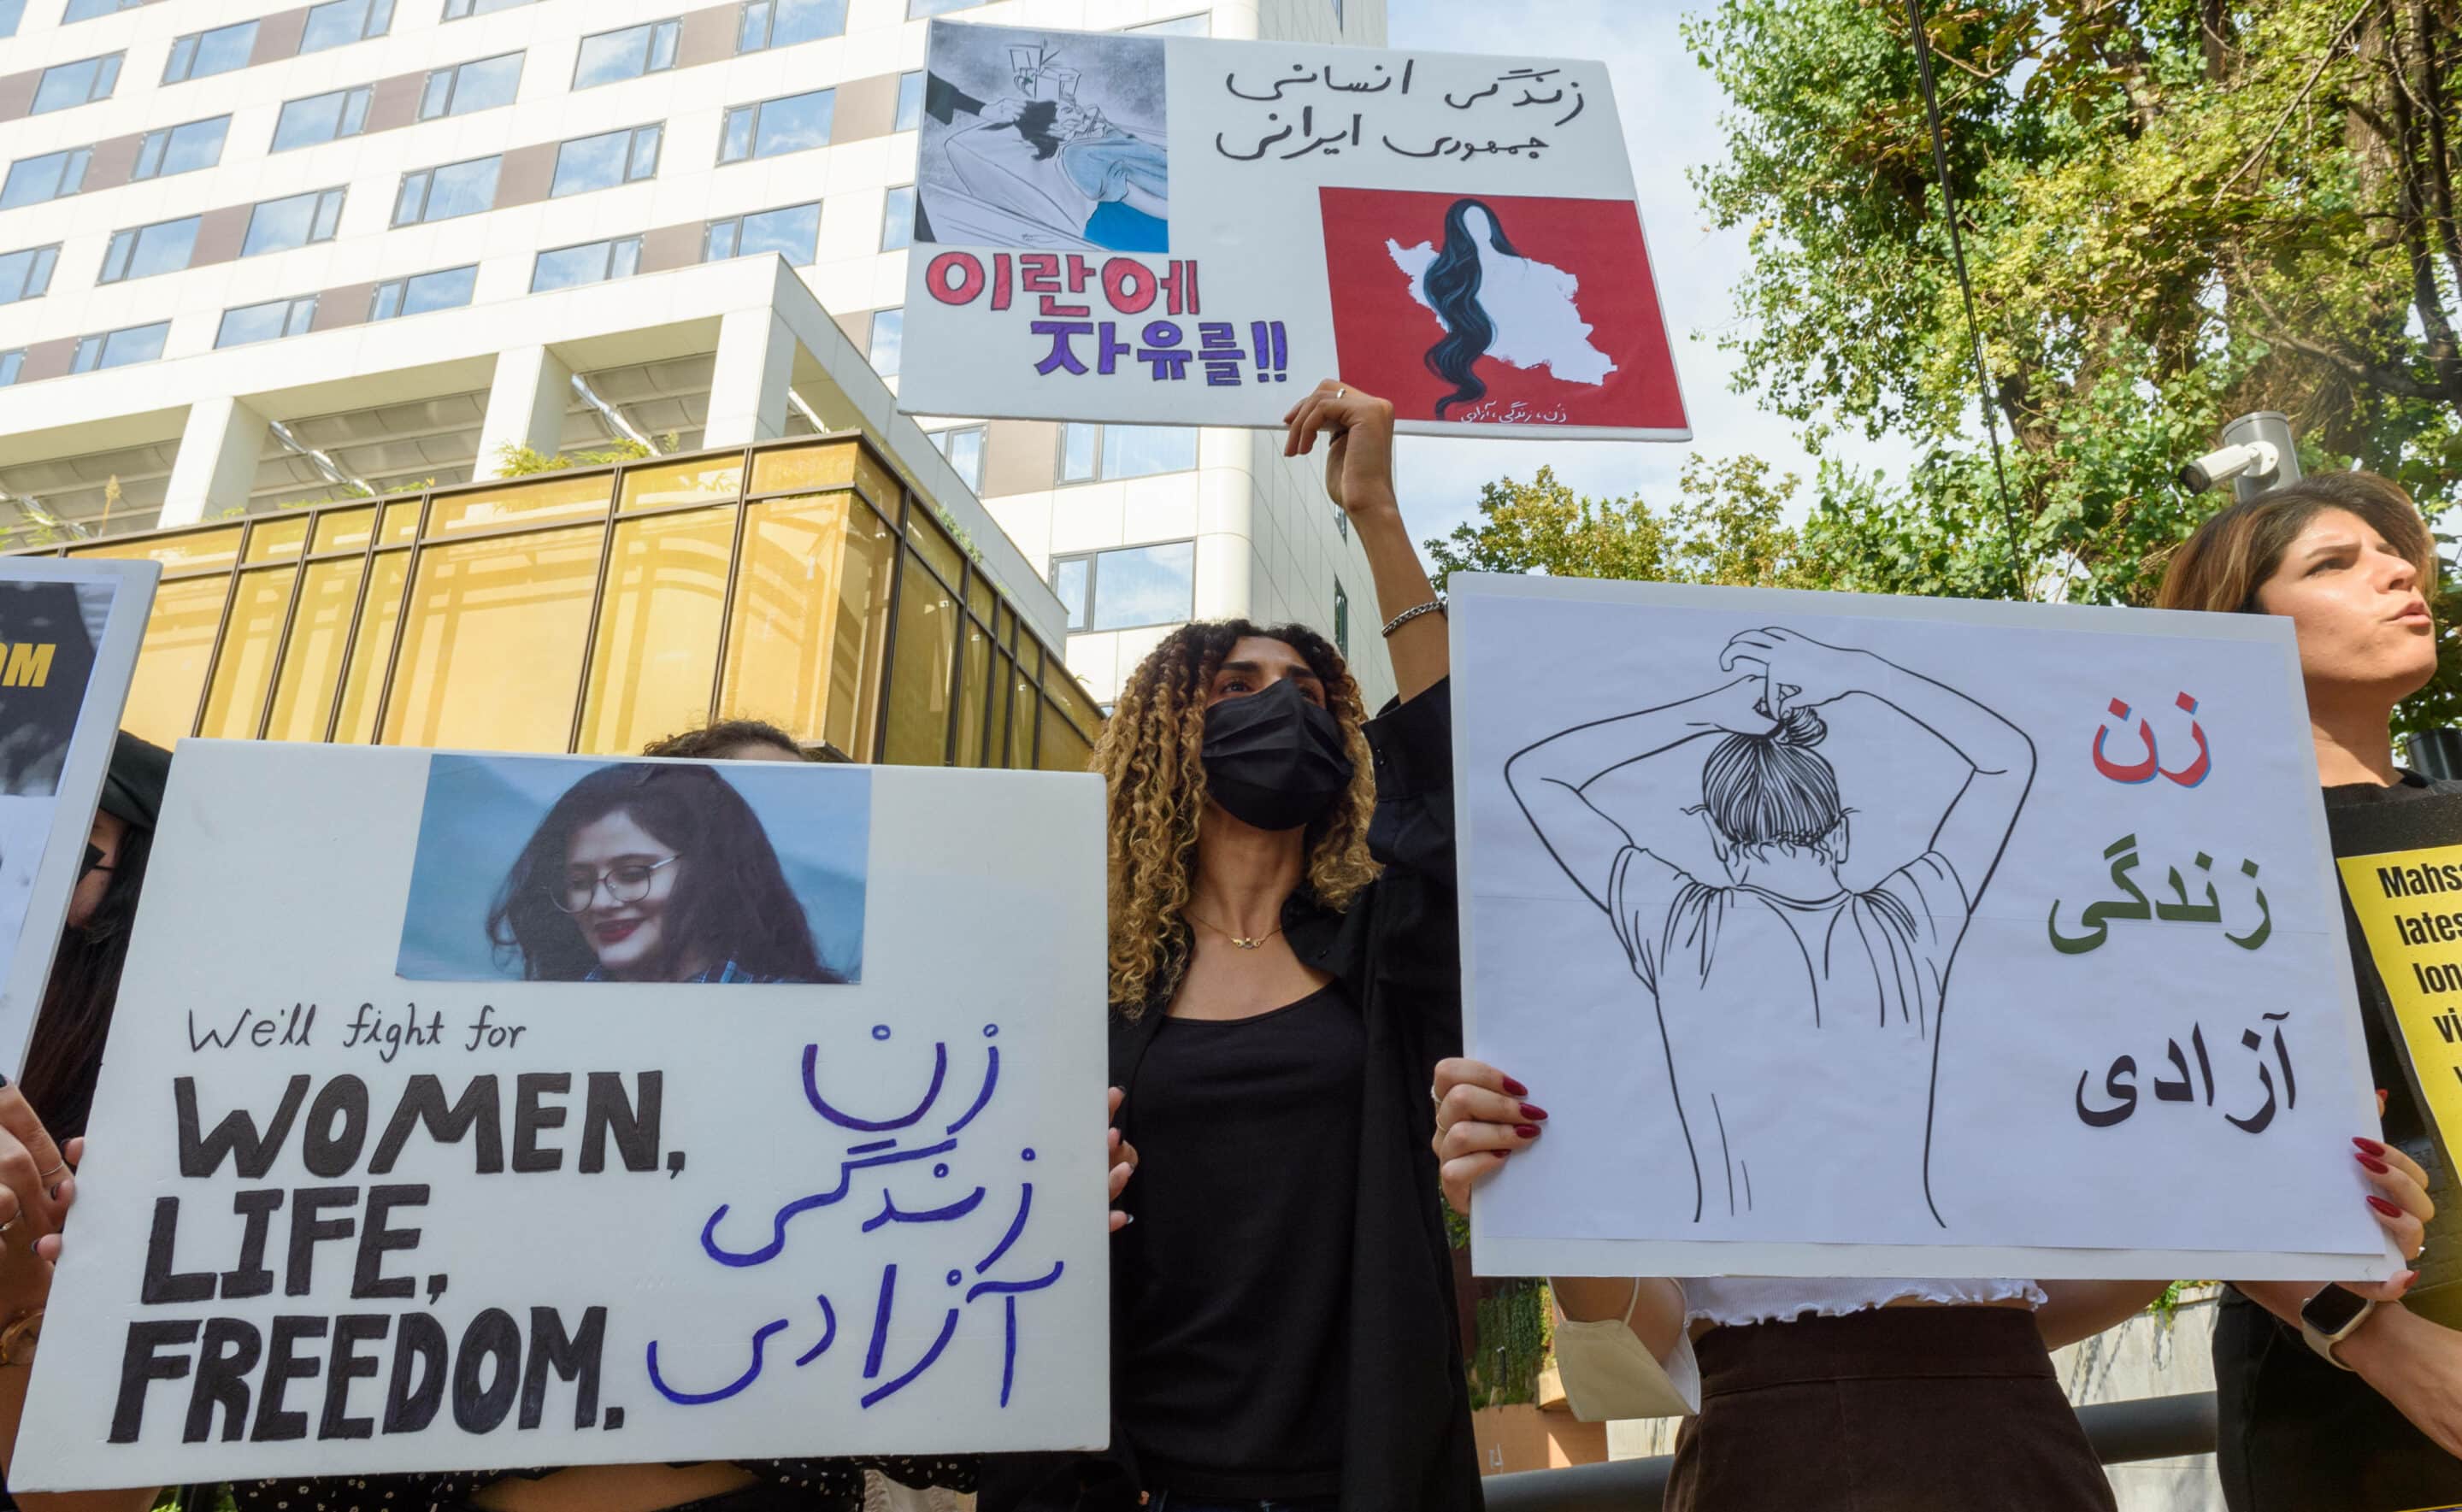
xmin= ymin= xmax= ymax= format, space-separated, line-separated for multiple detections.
xmin=1515 ymin=1124 xmax=1541 ymax=1139
xmin=2359 ymin=1153 xmax=2392 ymax=1175
xmin=1521 ymin=1103 xmax=1550 ymax=1121
xmin=1501 ymin=1076 xmax=1529 ymax=1097
xmin=2369 ymin=1195 xmax=2404 ymax=1217
xmin=2355 ymin=1137 xmax=2388 ymax=1156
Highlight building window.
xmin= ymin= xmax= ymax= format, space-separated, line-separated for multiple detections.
xmin=133 ymin=117 xmax=231 ymax=182
xmin=868 ymin=308 xmax=904 ymax=378
xmin=1 ymin=148 xmax=90 ymax=210
xmin=242 ymin=188 xmax=347 ymax=257
xmin=99 ymin=216 xmax=201 ymax=283
xmin=0 ymin=1 xmax=21 ymax=38
xmin=907 ymin=0 xmax=986 ymax=15
xmin=165 ymin=21 xmax=257 ymax=81
xmin=273 ymin=85 xmax=374 ymax=150
xmin=300 ymin=0 xmax=393 ymax=52
xmin=0 ymin=350 xmax=21 ymax=387
xmin=216 ymin=295 xmax=320 ymax=349
xmin=0 ymin=246 xmax=59 ymax=307
xmin=932 ymin=426 xmax=986 ymax=492
xmin=32 ymin=55 xmax=122 ymax=115
xmin=444 ymin=0 xmax=535 ymax=16
xmin=1129 ymin=14 xmax=1210 ymax=33
xmin=532 ymin=235 xmax=643 ymax=292
xmin=718 ymin=88 xmax=834 ymax=164
xmin=574 ymin=18 xmax=679 ymax=89
xmin=1333 ymin=580 xmax=1349 ymax=659
xmin=1051 ymin=541 xmax=1196 ymax=632
xmin=393 ymin=156 xmax=501 ymax=225
xmin=70 ymin=321 xmax=170 ymax=374
xmin=420 ymin=52 xmax=523 ymax=120
xmin=703 ymin=203 xmax=820 ymax=266
xmin=895 ymin=72 xmax=924 ymax=132
xmin=1332 ymin=503 xmax=1348 ymax=541
xmin=62 ymin=0 xmax=143 ymax=22
xmin=371 ymin=264 xmax=479 ymax=321
xmin=1057 ymin=424 xmax=1199 ymax=483
xmin=879 ymin=185 xmax=919 ymax=252
xmin=737 ymin=0 xmax=845 ymax=51
xmin=552 ymin=125 xmax=663 ymax=197
xmin=1332 ymin=0 xmax=1345 ymax=23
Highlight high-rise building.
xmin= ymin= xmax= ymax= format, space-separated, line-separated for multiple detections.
xmin=0 ymin=0 xmax=1394 ymax=759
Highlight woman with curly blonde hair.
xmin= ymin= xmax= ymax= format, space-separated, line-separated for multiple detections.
xmin=982 ymin=382 xmax=1476 ymax=1512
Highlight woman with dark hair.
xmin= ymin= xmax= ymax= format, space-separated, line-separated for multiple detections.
xmin=644 ymin=717 xmax=806 ymax=762
xmin=983 ymin=379 xmax=1479 ymax=1512
xmin=2157 ymin=469 xmax=2461 ymax=1509
xmin=1388 ymin=197 xmax=1617 ymax=421
xmin=487 ymin=762 xmax=836 ymax=985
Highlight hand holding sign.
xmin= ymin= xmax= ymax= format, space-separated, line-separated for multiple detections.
xmin=1281 ymin=379 xmax=1397 ymax=518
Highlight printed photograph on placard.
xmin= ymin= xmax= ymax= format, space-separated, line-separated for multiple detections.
xmin=916 ymin=26 xmax=1169 ymax=252
xmin=398 ymin=755 xmax=869 ymax=985
xmin=0 ymin=579 xmax=109 ymax=797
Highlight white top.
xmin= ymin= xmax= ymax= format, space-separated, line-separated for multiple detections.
xmin=1682 ymin=1275 xmax=2047 ymax=1327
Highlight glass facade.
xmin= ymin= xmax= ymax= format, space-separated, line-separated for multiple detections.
xmin=19 ymin=438 xmax=1100 ymax=771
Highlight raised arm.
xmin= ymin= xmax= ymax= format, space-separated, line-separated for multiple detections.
xmin=1283 ymin=381 xmax=1446 ymax=702
xmin=1505 ymin=676 xmax=1773 ymax=909
xmin=1721 ymin=627 xmax=2035 ymax=898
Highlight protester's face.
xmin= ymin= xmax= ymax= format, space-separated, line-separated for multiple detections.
xmin=1204 ymin=637 xmax=1328 ymax=711
xmin=65 ymin=809 xmax=126 ymax=932
xmin=563 ymin=809 xmax=682 ymax=979
xmin=712 ymin=740 xmax=802 ymax=763
xmin=2253 ymin=508 xmax=2437 ymax=701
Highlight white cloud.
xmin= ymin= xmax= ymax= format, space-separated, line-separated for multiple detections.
xmin=1381 ymin=0 xmax=1917 ymax=548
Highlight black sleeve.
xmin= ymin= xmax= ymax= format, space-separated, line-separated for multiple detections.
xmin=1355 ymin=680 xmax=1461 ymax=1065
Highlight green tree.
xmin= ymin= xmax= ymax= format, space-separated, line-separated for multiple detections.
xmin=1425 ymin=455 xmax=1823 ymax=591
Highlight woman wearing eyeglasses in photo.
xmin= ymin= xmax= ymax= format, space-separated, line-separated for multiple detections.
xmin=487 ymin=762 xmax=841 ymax=985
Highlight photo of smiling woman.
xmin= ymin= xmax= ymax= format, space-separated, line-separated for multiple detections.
xmin=398 ymin=755 xmax=868 ymax=985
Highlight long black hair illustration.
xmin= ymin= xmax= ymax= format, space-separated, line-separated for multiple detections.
xmin=1422 ymin=197 xmax=1521 ymax=420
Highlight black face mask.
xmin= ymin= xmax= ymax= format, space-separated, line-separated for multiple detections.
xmin=1200 ymin=674 xmax=1356 ymax=832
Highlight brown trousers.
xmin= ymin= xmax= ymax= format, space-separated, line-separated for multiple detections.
xmin=1665 ymin=1306 xmax=2117 ymax=1512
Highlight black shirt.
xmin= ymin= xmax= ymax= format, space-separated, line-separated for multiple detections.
xmin=1116 ymin=985 xmax=1367 ymax=1498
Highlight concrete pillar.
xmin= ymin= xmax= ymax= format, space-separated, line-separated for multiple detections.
xmin=158 ymin=395 xmax=270 ymax=527
xmin=473 ymin=345 xmax=573 ymax=481
xmin=703 ymin=308 xmax=796 ymax=449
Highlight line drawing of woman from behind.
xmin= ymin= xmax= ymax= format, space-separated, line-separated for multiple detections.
xmin=1505 ymin=627 xmax=2034 ymax=1232
xmin=1387 ymin=197 xmax=1618 ymax=419
xmin=487 ymin=762 xmax=840 ymax=985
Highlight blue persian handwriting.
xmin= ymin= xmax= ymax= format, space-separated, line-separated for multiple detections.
xmin=2076 ymin=1013 xmax=2299 ymax=1133
xmin=645 ymin=1023 xmax=1064 ymax=1411
xmin=2091 ymin=692 xmax=2213 ymax=786
xmin=2047 ymin=834 xmax=2272 ymax=955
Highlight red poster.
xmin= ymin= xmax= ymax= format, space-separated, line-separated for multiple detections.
xmin=1318 ymin=187 xmax=1688 ymax=433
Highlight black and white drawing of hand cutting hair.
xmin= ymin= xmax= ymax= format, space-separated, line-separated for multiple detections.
xmin=1505 ymin=627 xmax=2035 ymax=1228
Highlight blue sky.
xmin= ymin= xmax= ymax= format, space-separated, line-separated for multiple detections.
xmin=1381 ymin=0 xmax=1917 ymax=548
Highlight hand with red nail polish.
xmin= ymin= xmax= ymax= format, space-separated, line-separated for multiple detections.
xmin=1431 ymin=1057 xmax=1540 ymax=1219
xmin=2347 ymin=1132 xmax=2434 ymax=1305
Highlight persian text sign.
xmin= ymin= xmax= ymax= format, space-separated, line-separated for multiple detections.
xmin=18 ymin=744 xmax=1107 ymax=1487
xmin=898 ymin=23 xmax=1687 ymax=439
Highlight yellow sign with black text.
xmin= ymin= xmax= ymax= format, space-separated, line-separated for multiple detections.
xmin=2338 ymin=844 xmax=2462 ymax=1155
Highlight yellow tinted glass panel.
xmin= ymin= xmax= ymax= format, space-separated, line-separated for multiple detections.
xmin=198 ymin=568 xmax=298 ymax=738
xmin=1039 ymin=695 xmax=1091 ymax=772
xmin=243 ymin=515 xmax=311 ymax=564
xmin=72 ymin=527 xmax=242 ymax=576
xmin=579 ymin=508 xmax=735 ymax=755
xmin=1022 ymin=639 xmax=1042 ymax=682
xmin=1051 ymin=670 xmax=1101 ymax=739
xmin=380 ymin=501 xmax=421 ymax=544
xmin=121 ymin=575 xmax=233 ymax=744
xmin=855 ymin=449 xmax=898 ymax=517
xmin=987 ymin=652 xmax=1016 ymax=768
xmin=908 ymin=512 xmax=964 ymax=587
xmin=884 ymin=550 xmax=957 ymax=766
xmin=722 ymin=492 xmax=895 ymax=759
xmin=265 ymin=557 xmax=365 ymax=743
xmin=383 ymin=527 xmax=602 ymax=750
xmin=749 ymin=442 xmax=858 ymax=497
xmin=313 ymin=508 xmax=376 ymax=554
xmin=428 ymin=474 xmax=612 ymax=537
xmin=965 ymin=574 xmax=994 ymax=623
xmin=620 ymin=458 xmax=745 ymax=514
xmin=334 ymin=551 xmax=409 ymax=743
xmin=953 ymin=621 xmax=992 ymax=768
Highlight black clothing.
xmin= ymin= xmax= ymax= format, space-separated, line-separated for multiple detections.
xmin=99 ymin=730 xmax=170 ymax=829
xmin=981 ymin=680 xmax=1481 ymax=1512
xmin=2211 ymin=771 xmax=2462 ymax=1509
xmin=1117 ymin=985 xmax=1367 ymax=1497
xmin=222 ymin=1461 xmax=971 ymax=1512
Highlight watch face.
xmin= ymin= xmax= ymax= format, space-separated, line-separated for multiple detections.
xmin=2303 ymin=1284 xmax=2372 ymax=1334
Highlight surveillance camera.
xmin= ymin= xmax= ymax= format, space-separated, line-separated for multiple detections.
xmin=2177 ymin=440 xmax=2280 ymax=495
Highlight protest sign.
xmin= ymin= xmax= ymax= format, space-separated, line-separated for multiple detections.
xmin=17 ymin=744 xmax=1107 ymax=1489
xmin=898 ymin=22 xmax=1687 ymax=439
xmin=1452 ymin=574 xmax=2397 ymax=1282
xmin=0 ymin=557 xmax=156 ymax=1078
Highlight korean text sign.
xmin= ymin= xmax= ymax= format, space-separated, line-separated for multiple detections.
xmin=1452 ymin=574 xmax=2396 ymax=1281
xmin=898 ymin=23 xmax=1687 ymax=439
xmin=17 ymin=744 xmax=1108 ymax=1488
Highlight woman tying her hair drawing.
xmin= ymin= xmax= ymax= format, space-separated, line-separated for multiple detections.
xmin=1505 ymin=627 xmax=2035 ymax=1230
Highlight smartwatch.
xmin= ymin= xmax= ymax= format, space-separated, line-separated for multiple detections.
xmin=2298 ymin=1283 xmax=2378 ymax=1369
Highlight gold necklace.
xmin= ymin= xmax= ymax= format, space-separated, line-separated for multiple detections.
xmin=1184 ymin=909 xmax=1284 ymax=950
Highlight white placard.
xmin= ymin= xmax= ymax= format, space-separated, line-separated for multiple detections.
xmin=898 ymin=22 xmax=1688 ymax=439
xmin=20 ymin=744 xmax=1108 ymax=1489
xmin=1452 ymin=574 xmax=2398 ymax=1283
xmin=0 ymin=557 xmax=157 ymax=1078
